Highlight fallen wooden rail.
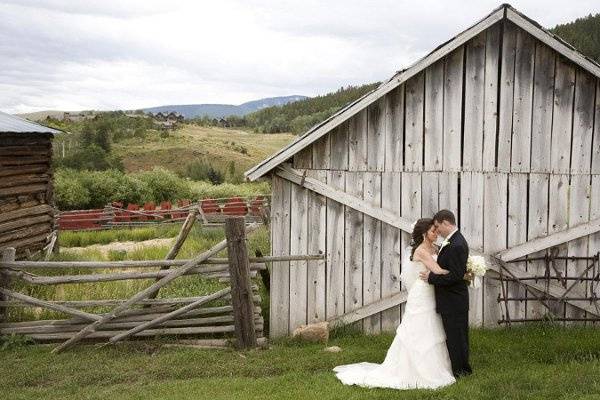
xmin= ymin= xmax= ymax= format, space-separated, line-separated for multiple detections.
xmin=0 ymin=314 xmax=263 ymax=335
xmin=0 ymin=305 xmax=261 ymax=328
xmin=107 ymin=287 xmax=233 ymax=344
xmin=12 ymin=323 xmax=266 ymax=342
xmin=0 ymin=288 xmax=260 ymax=308
xmin=3 ymin=264 xmax=266 ymax=285
xmin=0 ymin=254 xmax=323 ymax=270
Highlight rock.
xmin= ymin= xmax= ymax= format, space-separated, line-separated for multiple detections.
xmin=292 ymin=321 xmax=329 ymax=343
xmin=324 ymin=346 xmax=342 ymax=353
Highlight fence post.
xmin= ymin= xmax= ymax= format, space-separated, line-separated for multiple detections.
xmin=225 ymin=216 xmax=256 ymax=349
xmin=0 ymin=247 xmax=16 ymax=323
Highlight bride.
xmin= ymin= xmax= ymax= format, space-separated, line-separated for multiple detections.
xmin=333 ymin=218 xmax=456 ymax=390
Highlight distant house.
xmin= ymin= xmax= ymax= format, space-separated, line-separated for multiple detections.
xmin=62 ymin=111 xmax=95 ymax=122
xmin=145 ymin=111 xmax=183 ymax=129
xmin=166 ymin=112 xmax=184 ymax=122
xmin=0 ymin=111 xmax=61 ymax=259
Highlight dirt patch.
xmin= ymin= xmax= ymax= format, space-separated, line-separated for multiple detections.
xmin=63 ymin=238 xmax=176 ymax=257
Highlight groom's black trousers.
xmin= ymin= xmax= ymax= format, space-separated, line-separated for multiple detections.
xmin=440 ymin=311 xmax=472 ymax=377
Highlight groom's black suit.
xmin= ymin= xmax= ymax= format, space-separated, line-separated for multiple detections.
xmin=428 ymin=230 xmax=472 ymax=377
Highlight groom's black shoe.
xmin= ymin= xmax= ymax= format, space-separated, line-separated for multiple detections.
xmin=454 ymin=369 xmax=472 ymax=379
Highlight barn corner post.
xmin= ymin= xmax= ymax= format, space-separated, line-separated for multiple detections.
xmin=225 ymin=216 xmax=257 ymax=349
xmin=0 ymin=247 xmax=16 ymax=323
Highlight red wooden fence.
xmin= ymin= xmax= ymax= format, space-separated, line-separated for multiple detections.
xmin=57 ymin=196 xmax=269 ymax=231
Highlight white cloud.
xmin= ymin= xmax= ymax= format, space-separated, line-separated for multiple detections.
xmin=0 ymin=0 xmax=597 ymax=113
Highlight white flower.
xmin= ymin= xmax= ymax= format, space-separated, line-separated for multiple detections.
xmin=440 ymin=239 xmax=450 ymax=250
xmin=467 ymin=255 xmax=488 ymax=277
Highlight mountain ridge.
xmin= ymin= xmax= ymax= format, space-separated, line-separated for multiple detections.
xmin=142 ymin=95 xmax=307 ymax=119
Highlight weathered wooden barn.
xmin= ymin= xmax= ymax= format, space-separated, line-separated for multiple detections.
xmin=0 ymin=112 xmax=60 ymax=259
xmin=245 ymin=4 xmax=600 ymax=337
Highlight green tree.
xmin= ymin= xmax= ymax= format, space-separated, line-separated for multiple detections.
xmin=552 ymin=13 xmax=600 ymax=63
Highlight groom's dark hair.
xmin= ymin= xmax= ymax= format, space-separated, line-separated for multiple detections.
xmin=433 ymin=209 xmax=456 ymax=225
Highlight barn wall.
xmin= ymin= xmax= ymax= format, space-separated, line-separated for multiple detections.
xmin=270 ymin=19 xmax=600 ymax=337
xmin=0 ymin=133 xmax=55 ymax=259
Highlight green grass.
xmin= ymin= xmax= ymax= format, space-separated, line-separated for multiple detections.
xmin=188 ymin=180 xmax=271 ymax=200
xmin=2 ymin=325 xmax=600 ymax=399
xmin=58 ymin=224 xmax=183 ymax=247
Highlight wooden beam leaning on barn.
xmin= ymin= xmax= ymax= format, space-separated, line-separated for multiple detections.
xmin=275 ymin=164 xmax=600 ymax=319
xmin=51 ymin=223 xmax=261 ymax=354
xmin=327 ymin=292 xmax=409 ymax=330
xmin=496 ymin=219 xmax=600 ymax=262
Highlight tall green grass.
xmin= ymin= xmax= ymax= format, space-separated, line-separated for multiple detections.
xmin=189 ymin=180 xmax=270 ymax=199
xmin=59 ymin=224 xmax=183 ymax=247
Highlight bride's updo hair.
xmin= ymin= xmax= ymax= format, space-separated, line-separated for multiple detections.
xmin=410 ymin=218 xmax=434 ymax=261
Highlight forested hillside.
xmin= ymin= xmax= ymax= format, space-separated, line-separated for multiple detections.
xmin=551 ymin=13 xmax=600 ymax=63
xmin=244 ymin=83 xmax=378 ymax=134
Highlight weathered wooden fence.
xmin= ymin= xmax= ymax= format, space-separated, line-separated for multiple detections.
xmin=0 ymin=216 xmax=321 ymax=351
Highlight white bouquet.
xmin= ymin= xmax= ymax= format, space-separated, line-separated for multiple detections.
xmin=465 ymin=255 xmax=487 ymax=289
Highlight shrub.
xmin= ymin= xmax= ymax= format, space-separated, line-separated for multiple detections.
xmin=118 ymin=175 xmax=153 ymax=205
xmin=132 ymin=167 xmax=193 ymax=202
xmin=225 ymin=161 xmax=243 ymax=184
xmin=78 ymin=169 xmax=125 ymax=208
xmin=184 ymin=160 xmax=224 ymax=184
xmin=54 ymin=169 xmax=91 ymax=210
xmin=54 ymin=167 xmax=267 ymax=210
xmin=54 ymin=144 xmax=123 ymax=171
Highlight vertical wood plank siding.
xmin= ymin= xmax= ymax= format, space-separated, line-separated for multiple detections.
xmin=269 ymin=175 xmax=291 ymax=337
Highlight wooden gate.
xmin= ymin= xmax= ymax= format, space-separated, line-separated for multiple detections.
xmin=0 ymin=217 xmax=275 ymax=351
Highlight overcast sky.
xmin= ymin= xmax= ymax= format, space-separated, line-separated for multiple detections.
xmin=1 ymin=0 xmax=598 ymax=113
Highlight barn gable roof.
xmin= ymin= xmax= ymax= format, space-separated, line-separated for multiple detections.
xmin=0 ymin=111 xmax=61 ymax=135
xmin=245 ymin=3 xmax=600 ymax=181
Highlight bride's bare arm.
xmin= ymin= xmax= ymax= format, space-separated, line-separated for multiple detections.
xmin=414 ymin=248 xmax=449 ymax=274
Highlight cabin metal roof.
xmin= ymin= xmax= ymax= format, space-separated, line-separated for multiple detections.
xmin=0 ymin=111 xmax=61 ymax=135
xmin=244 ymin=3 xmax=600 ymax=181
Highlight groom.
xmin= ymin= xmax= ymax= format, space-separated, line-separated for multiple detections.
xmin=419 ymin=209 xmax=472 ymax=377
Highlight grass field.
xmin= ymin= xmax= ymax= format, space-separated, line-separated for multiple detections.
xmin=112 ymin=124 xmax=295 ymax=174
xmin=2 ymin=325 xmax=600 ymax=400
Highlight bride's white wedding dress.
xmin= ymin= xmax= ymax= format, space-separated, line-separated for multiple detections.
xmin=333 ymin=253 xmax=456 ymax=390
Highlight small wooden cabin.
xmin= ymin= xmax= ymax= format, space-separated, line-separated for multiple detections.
xmin=246 ymin=5 xmax=600 ymax=337
xmin=0 ymin=112 xmax=60 ymax=259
